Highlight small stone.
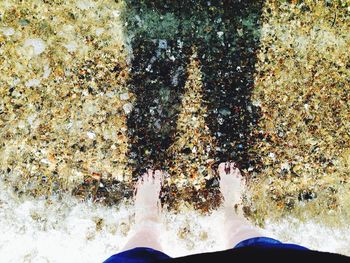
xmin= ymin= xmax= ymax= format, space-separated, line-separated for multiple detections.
xmin=76 ymin=0 xmax=95 ymax=10
xmin=83 ymin=101 xmax=98 ymax=115
xmin=25 ymin=79 xmax=41 ymax=87
xmin=43 ymin=64 xmax=51 ymax=79
xmin=177 ymin=39 xmax=183 ymax=49
xmin=159 ymin=88 xmax=170 ymax=102
xmin=64 ymin=42 xmax=78 ymax=52
xmin=199 ymin=231 xmax=208 ymax=240
xmin=112 ymin=10 xmax=120 ymax=17
xmin=119 ymin=221 xmax=130 ymax=236
xmin=219 ymin=108 xmax=231 ymax=116
xmin=281 ymin=162 xmax=290 ymax=171
xmin=123 ymin=103 xmax=133 ymax=114
xmin=27 ymin=114 xmax=36 ymax=126
xmin=87 ymin=131 xmax=96 ymax=139
xmin=41 ymin=158 xmax=50 ymax=165
xmin=154 ymin=120 xmax=161 ymax=130
xmin=1 ymin=27 xmax=15 ymax=36
xmin=159 ymin=39 xmax=167 ymax=49
xmin=120 ymin=92 xmax=129 ymax=100
xmin=24 ymin=38 xmax=46 ymax=56
xmin=13 ymin=78 xmax=20 ymax=86
xmin=65 ymin=119 xmax=74 ymax=130
xmin=19 ymin=19 xmax=30 ymax=26
xmin=18 ymin=120 xmax=26 ymax=129
xmin=95 ymin=28 xmax=104 ymax=36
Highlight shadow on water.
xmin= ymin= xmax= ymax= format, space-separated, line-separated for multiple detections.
xmin=123 ymin=0 xmax=264 ymax=175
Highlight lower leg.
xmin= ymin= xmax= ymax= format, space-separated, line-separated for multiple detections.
xmin=121 ymin=170 xmax=164 ymax=252
xmin=218 ymin=162 xmax=262 ymax=248
xmin=122 ymin=222 xmax=163 ymax=251
xmin=223 ymin=207 xmax=261 ymax=247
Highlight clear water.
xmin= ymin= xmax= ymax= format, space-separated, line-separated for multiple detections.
xmin=1 ymin=178 xmax=349 ymax=262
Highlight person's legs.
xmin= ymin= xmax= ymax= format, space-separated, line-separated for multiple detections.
xmin=121 ymin=169 xmax=164 ymax=252
xmin=218 ymin=161 xmax=262 ymax=248
xmin=103 ymin=169 xmax=171 ymax=262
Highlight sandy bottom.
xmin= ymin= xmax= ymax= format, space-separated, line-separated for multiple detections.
xmin=1 ymin=179 xmax=349 ymax=263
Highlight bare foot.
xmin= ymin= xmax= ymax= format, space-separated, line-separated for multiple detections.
xmin=218 ymin=161 xmax=245 ymax=209
xmin=218 ymin=162 xmax=261 ymax=247
xmin=134 ymin=169 xmax=163 ymax=225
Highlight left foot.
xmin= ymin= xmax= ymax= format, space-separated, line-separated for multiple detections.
xmin=218 ymin=161 xmax=245 ymax=209
xmin=134 ymin=169 xmax=163 ymax=225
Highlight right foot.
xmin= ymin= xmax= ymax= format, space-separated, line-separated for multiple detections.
xmin=134 ymin=169 xmax=163 ymax=225
xmin=218 ymin=162 xmax=245 ymax=208
xmin=218 ymin=162 xmax=262 ymax=247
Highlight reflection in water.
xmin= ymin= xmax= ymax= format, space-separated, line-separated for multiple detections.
xmin=124 ymin=1 xmax=264 ymax=172
xmin=123 ymin=1 xmax=264 ymax=210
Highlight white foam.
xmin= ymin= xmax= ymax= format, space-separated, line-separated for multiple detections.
xmin=0 ymin=179 xmax=349 ymax=262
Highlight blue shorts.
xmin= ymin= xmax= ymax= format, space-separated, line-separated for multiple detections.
xmin=103 ymin=237 xmax=309 ymax=263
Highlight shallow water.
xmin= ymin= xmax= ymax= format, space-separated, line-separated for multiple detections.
xmin=1 ymin=0 xmax=350 ymax=261
xmin=1 ymin=178 xmax=350 ymax=262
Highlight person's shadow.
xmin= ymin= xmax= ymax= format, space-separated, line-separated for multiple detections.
xmin=122 ymin=1 xmax=264 ymax=182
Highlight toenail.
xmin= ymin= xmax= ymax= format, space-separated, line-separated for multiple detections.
xmin=224 ymin=162 xmax=230 ymax=174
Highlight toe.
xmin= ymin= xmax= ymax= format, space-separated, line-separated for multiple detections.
xmin=154 ymin=170 xmax=163 ymax=185
xmin=218 ymin=162 xmax=226 ymax=175
xmin=140 ymin=173 xmax=148 ymax=184
xmin=147 ymin=169 xmax=154 ymax=182
xmin=230 ymin=162 xmax=240 ymax=178
xmin=224 ymin=162 xmax=231 ymax=174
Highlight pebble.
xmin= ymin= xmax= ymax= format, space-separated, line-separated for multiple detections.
xmin=24 ymin=38 xmax=46 ymax=56
xmin=95 ymin=28 xmax=105 ymax=36
xmin=159 ymin=39 xmax=167 ymax=49
xmin=268 ymin=152 xmax=276 ymax=160
xmin=1 ymin=27 xmax=15 ymax=36
xmin=87 ymin=131 xmax=96 ymax=139
xmin=25 ymin=79 xmax=41 ymax=87
xmin=119 ymin=92 xmax=129 ymax=100
xmin=219 ymin=108 xmax=231 ymax=116
xmin=281 ymin=162 xmax=291 ymax=171
xmin=27 ymin=114 xmax=36 ymax=126
xmin=76 ymin=0 xmax=95 ymax=10
xmin=41 ymin=158 xmax=50 ymax=165
xmin=122 ymin=103 xmax=133 ymax=114
xmin=42 ymin=64 xmax=51 ymax=79
xmin=112 ymin=10 xmax=120 ymax=17
xmin=64 ymin=42 xmax=78 ymax=52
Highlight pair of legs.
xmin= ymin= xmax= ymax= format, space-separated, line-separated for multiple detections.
xmin=122 ymin=161 xmax=262 ymax=252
